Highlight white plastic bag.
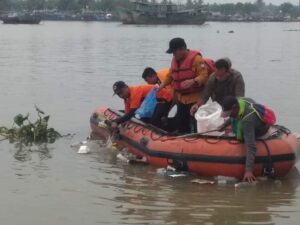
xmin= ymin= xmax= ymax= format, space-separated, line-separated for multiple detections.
xmin=194 ymin=100 xmax=225 ymax=136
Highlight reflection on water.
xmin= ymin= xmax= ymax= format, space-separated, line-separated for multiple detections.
xmin=87 ymin=147 xmax=300 ymax=225
xmin=0 ymin=21 xmax=300 ymax=225
xmin=13 ymin=143 xmax=52 ymax=162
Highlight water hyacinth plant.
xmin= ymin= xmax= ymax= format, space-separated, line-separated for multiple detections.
xmin=0 ymin=106 xmax=61 ymax=146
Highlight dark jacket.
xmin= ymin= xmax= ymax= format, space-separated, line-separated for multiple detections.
xmin=239 ymin=98 xmax=270 ymax=170
xmin=202 ymin=69 xmax=245 ymax=105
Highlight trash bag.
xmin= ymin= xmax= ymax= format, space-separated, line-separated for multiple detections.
xmin=194 ymin=100 xmax=225 ymax=136
xmin=135 ymin=88 xmax=157 ymax=119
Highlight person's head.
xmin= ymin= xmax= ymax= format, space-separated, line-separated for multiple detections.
xmin=112 ymin=81 xmax=129 ymax=99
xmin=166 ymin=37 xmax=188 ymax=61
xmin=214 ymin=58 xmax=232 ymax=81
xmin=221 ymin=96 xmax=240 ymax=118
xmin=142 ymin=67 xmax=158 ymax=84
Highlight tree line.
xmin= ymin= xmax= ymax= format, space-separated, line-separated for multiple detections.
xmin=0 ymin=0 xmax=299 ymax=18
xmin=207 ymin=0 xmax=300 ymax=18
xmin=0 ymin=0 xmax=132 ymax=11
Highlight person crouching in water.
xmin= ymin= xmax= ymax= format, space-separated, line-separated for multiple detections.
xmin=110 ymin=81 xmax=172 ymax=130
xmin=220 ymin=96 xmax=275 ymax=183
xmin=158 ymin=38 xmax=208 ymax=134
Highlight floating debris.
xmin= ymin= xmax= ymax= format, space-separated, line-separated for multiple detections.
xmin=234 ymin=181 xmax=258 ymax=188
xmin=228 ymin=30 xmax=235 ymax=33
xmin=157 ymin=166 xmax=190 ymax=177
xmin=77 ymin=145 xmax=90 ymax=154
xmin=116 ymin=151 xmax=148 ymax=164
xmin=70 ymin=140 xmax=91 ymax=154
xmin=117 ymin=152 xmax=131 ymax=163
xmin=215 ymin=176 xmax=238 ymax=185
xmin=169 ymin=174 xmax=187 ymax=178
xmin=270 ymin=59 xmax=281 ymax=62
xmin=98 ymin=121 xmax=108 ymax=129
xmin=257 ymin=176 xmax=268 ymax=182
xmin=105 ymin=135 xmax=118 ymax=150
xmin=191 ymin=179 xmax=215 ymax=185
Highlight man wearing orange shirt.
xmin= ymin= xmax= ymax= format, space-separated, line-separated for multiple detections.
xmin=142 ymin=67 xmax=170 ymax=85
xmin=111 ymin=81 xmax=172 ymax=129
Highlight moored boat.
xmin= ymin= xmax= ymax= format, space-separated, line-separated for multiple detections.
xmin=1 ymin=13 xmax=41 ymax=24
xmin=90 ymin=107 xmax=300 ymax=179
xmin=120 ymin=0 xmax=206 ymax=25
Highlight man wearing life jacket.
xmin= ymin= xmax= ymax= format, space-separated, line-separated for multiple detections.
xmin=190 ymin=58 xmax=245 ymax=115
xmin=220 ymin=96 xmax=276 ymax=183
xmin=158 ymin=38 xmax=208 ymax=134
xmin=111 ymin=81 xmax=172 ymax=129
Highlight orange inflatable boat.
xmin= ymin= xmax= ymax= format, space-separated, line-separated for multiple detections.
xmin=90 ymin=107 xmax=300 ymax=179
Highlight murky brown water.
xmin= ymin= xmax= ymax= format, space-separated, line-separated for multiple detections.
xmin=0 ymin=21 xmax=300 ymax=225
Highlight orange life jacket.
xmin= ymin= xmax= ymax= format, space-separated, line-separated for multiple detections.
xmin=203 ymin=58 xmax=216 ymax=75
xmin=170 ymin=50 xmax=202 ymax=93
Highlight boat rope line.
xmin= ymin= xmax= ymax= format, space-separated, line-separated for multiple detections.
xmin=102 ymin=108 xmax=289 ymax=143
xmin=261 ymin=140 xmax=275 ymax=178
xmin=118 ymin=134 xmax=295 ymax=164
xmin=91 ymin=112 xmax=295 ymax=164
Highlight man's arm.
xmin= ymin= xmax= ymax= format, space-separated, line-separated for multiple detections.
xmin=193 ymin=55 xmax=209 ymax=87
xmin=159 ymin=69 xmax=172 ymax=89
xmin=200 ymin=75 xmax=214 ymax=104
xmin=234 ymin=73 xmax=245 ymax=97
xmin=113 ymin=109 xmax=137 ymax=125
xmin=190 ymin=75 xmax=214 ymax=115
xmin=242 ymin=121 xmax=257 ymax=171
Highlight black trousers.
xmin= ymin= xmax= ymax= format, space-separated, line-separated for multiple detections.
xmin=151 ymin=102 xmax=172 ymax=129
xmin=175 ymin=103 xmax=197 ymax=134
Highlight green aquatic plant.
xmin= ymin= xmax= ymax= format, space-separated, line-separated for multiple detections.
xmin=0 ymin=106 xmax=61 ymax=146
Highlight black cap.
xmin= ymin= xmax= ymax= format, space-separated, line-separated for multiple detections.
xmin=221 ymin=96 xmax=239 ymax=111
xmin=113 ymin=81 xmax=127 ymax=95
xmin=166 ymin=38 xmax=187 ymax=54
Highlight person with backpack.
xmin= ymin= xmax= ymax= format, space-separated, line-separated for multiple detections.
xmin=219 ymin=96 xmax=276 ymax=183
xmin=190 ymin=58 xmax=245 ymax=115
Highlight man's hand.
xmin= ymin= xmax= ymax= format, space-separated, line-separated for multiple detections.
xmin=153 ymin=84 xmax=160 ymax=89
xmin=217 ymin=119 xmax=230 ymax=132
xmin=110 ymin=122 xmax=119 ymax=131
xmin=181 ymin=79 xmax=196 ymax=89
xmin=157 ymin=84 xmax=165 ymax=92
xmin=190 ymin=102 xmax=200 ymax=115
xmin=217 ymin=123 xmax=227 ymax=132
xmin=243 ymin=170 xmax=256 ymax=183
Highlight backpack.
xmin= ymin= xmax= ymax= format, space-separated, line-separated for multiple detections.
xmin=251 ymin=103 xmax=276 ymax=126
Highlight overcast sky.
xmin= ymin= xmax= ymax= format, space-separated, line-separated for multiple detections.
xmin=204 ymin=0 xmax=299 ymax=5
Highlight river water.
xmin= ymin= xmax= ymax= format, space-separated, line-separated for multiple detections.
xmin=0 ymin=21 xmax=300 ymax=225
